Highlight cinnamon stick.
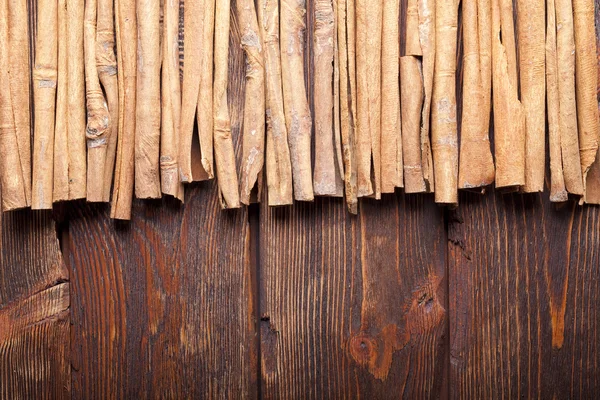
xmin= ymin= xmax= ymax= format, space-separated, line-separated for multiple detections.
xmin=135 ymin=0 xmax=161 ymax=198
xmin=431 ymin=0 xmax=458 ymax=205
xmin=458 ymin=0 xmax=495 ymax=190
xmin=54 ymin=0 xmax=69 ymax=201
xmin=111 ymin=0 xmax=136 ymax=220
xmin=492 ymin=0 xmax=525 ymax=190
xmin=572 ymin=0 xmax=600 ymax=203
xmin=237 ymin=0 xmax=265 ymax=205
xmin=257 ymin=0 xmax=294 ymax=206
xmin=0 ymin=0 xmax=28 ymax=210
xmin=32 ymin=0 xmax=58 ymax=210
xmin=314 ymin=0 xmax=344 ymax=197
xmin=7 ymin=0 xmax=32 ymax=206
xmin=517 ymin=0 xmax=546 ymax=193
xmin=380 ymin=0 xmax=402 ymax=193
xmin=161 ymin=0 xmax=184 ymax=201
xmin=97 ymin=0 xmax=119 ymax=201
xmin=85 ymin=0 xmax=110 ymax=202
xmin=281 ymin=0 xmax=314 ymax=201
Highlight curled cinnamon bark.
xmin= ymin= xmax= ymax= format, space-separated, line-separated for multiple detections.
xmin=54 ymin=0 xmax=69 ymax=201
xmin=135 ymin=0 xmax=161 ymax=198
xmin=111 ymin=0 xmax=136 ymax=220
xmin=257 ymin=0 xmax=293 ymax=206
xmin=32 ymin=0 xmax=58 ymax=210
xmin=237 ymin=0 xmax=265 ymax=205
xmin=431 ymin=0 xmax=458 ymax=205
xmin=281 ymin=0 xmax=314 ymax=201
xmin=161 ymin=0 xmax=184 ymax=201
xmin=313 ymin=0 xmax=343 ymax=197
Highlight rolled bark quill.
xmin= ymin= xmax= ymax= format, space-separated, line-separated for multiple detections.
xmin=135 ymin=0 xmax=161 ymax=199
xmin=280 ymin=0 xmax=313 ymax=201
xmin=54 ymin=0 xmax=69 ymax=202
xmin=431 ymin=0 xmax=458 ymax=206
xmin=97 ymin=0 xmax=120 ymax=201
xmin=161 ymin=0 xmax=184 ymax=202
xmin=257 ymin=0 xmax=293 ymax=206
xmin=237 ymin=0 xmax=266 ymax=205
xmin=0 ymin=0 xmax=28 ymax=211
xmin=32 ymin=0 xmax=58 ymax=210
xmin=517 ymin=0 xmax=546 ymax=193
xmin=7 ymin=0 xmax=32 ymax=206
xmin=572 ymin=0 xmax=600 ymax=203
xmin=458 ymin=0 xmax=495 ymax=191
xmin=111 ymin=0 xmax=136 ymax=220
xmin=546 ymin=0 xmax=568 ymax=202
xmin=313 ymin=0 xmax=344 ymax=197
xmin=84 ymin=0 xmax=110 ymax=202
xmin=380 ymin=0 xmax=402 ymax=194
xmin=492 ymin=0 xmax=525 ymax=190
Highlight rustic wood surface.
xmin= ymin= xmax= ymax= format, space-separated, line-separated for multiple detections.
xmin=1 ymin=1 xmax=599 ymax=398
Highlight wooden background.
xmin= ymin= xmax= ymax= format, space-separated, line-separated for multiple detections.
xmin=1 ymin=1 xmax=599 ymax=398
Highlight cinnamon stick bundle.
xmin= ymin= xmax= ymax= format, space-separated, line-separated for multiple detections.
xmin=431 ymin=0 xmax=458 ymax=206
xmin=517 ymin=0 xmax=546 ymax=193
xmin=32 ymin=0 xmax=58 ymax=210
xmin=380 ymin=0 xmax=402 ymax=193
xmin=161 ymin=0 xmax=185 ymax=201
xmin=135 ymin=0 xmax=161 ymax=199
xmin=458 ymin=0 xmax=495 ymax=191
xmin=7 ymin=0 xmax=32 ymax=207
xmin=97 ymin=0 xmax=120 ymax=201
xmin=237 ymin=0 xmax=265 ymax=205
xmin=572 ymin=0 xmax=600 ymax=203
xmin=85 ymin=0 xmax=111 ymax=202
xmin=257 ymin=0 xmax=293 ymax=206
xmin=281 ymin=0 xmax=314 ymax=202
xmin=111 ymin=0 xmax=136 ymax=220
xmin=313 ymin=0 xmax=344 ymax=197
xmin=0 ymin=0 xmax=29 ymax=211
xmin=492 ymin=0 xmax=525 ymax=190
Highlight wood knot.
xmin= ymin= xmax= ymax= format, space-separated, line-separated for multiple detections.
xmin=349 ymin=333 xmax=377 ymax=366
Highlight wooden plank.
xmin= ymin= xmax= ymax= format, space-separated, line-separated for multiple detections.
xmin=449 ymin=192 xmax=600 ymax=398
xmin=259 ymin=194 xmax=448 ymax=398
xmin=65 ymin=4 xmax=258 ymax=397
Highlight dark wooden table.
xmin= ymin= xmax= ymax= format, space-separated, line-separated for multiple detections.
xmin=1 ymin=1 xmax=599 ymax=398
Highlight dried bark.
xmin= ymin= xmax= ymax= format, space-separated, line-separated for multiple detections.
xmin=431 ymin=0 xmax=458 ymax=205
xmin=281 ymin=0 xmax=314 ymax=201
xmin=237 ymin=0 xmax=265 ymax=205
xmin=135 ymin=0 xmax=161 ymax=198
xmin=257 ymin=0 xmax=293 ymax=206
xmin=111 ymin=0 xmax=136 ymax=220
xmin=313 ymin=0 xmax=343 ymax=197
xmin=32 ymin=0 xmax=58 ymax=210
xmin=54 ymin=0 xmax=69 ymax=201
xmin=161 ymin=0 xmax=184 ymax=201
xmin=380 ymin=0 xmax=402 ymax=193
xmin=517 ymin=0 xmax=546 ymax=193
xmin=458 ymin=0 xmax=495 ymax=190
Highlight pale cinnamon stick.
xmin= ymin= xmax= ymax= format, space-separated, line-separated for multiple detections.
xmin=7 ymin=0 xmax=32 ymax=206
xmin=281 ymin=0 xmax=314 ymax=201
xmin=517 ymin=0 xmax=546 ymax=193
xmin=380 ymin=0 xmax=402 ymax=193
xmin=546 ymin=0 xmax=568 ymax=202
xmin=0 ymin=0 xmax=28 ymax=210
xmin=458 ymin=0 xmax=495 ymax=190
xmin=237 ymin=0 xmax=265 ymax=205
xmin=492 ymin=0 xmax=525 ymax=190
xmin=97 ymin=0 xmax=119 ymax=201
xmin=431 ymin=0 xmax=458 ymax=205
xmin=135 ymin=0 xmax=161 ymax=198
xmin=572 ymin=0 xmax=600 ymax=203
xmin=257 ymin=0 xmax=294 ymax=206
xmin=111 ymin=0 xmax=136 ymax=220
xmin=32 ymin=0 xmax=58 ymax=210
xmin=54 ymin=0 xmax=69 ymax=202
xmin=161 ymin=0 xmax=184 ymax=202
xmin=314 ymin=0 xmax=343 ymax=197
